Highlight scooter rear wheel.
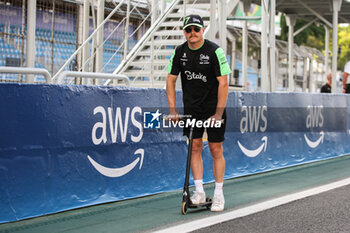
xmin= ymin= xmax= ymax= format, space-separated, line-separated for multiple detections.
xmin=181 ymin=201 xmax=187 ymax=215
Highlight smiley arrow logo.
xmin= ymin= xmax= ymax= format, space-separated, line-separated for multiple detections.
xmin=237 ymin=136 xmax=268 ymax=158
xmin=87 ymin=148 xmax=144 ymax=177
xmin=304 ymin=131 xmax=324 ymax=148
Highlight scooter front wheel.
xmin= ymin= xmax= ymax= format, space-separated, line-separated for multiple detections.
xmin=181 ymin=201 xmax=187 ymax=215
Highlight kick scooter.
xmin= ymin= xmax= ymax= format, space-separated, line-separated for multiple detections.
xmin=181 ymin=126 xmax=212 ymax=215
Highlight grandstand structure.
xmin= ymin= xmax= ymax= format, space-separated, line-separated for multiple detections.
xmin=0 ymin=0 xmax=148 ymax=84
xmin=0 ymin=0 xmax=349 ymax=92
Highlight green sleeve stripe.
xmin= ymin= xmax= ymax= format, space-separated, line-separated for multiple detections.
xmin=215 ymin=47 xmax=231 ymax=76
xmin=168 ymin=50 xmax=176 ymax=73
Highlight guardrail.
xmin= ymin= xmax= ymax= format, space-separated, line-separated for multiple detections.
xmin=0 ymin=85 xmax=349 ymax=223
xmin=56 ymin=71 xmax=130 ymax=86
xmin=0 ymin=66 xmax=51 ymax=84
xmin=51 ymin=0 xmax=126 ymax=81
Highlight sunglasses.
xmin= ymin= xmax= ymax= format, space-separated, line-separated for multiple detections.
xmin=184 ymin=26 xmax=201 ymax=33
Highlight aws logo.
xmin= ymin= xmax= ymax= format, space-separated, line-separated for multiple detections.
xmin=238 ymin=106 xmax=268 ymax=157
xmin=304 ymin=105 xmax=324 ymax=148
xmin=88 ymin=106 xmax=144 ymax=178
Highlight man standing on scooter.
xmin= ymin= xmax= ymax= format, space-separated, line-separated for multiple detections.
xmin=166 ymin=14 xmax=231 ymax=212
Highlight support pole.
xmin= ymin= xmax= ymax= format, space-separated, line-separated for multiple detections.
xmin=26 ymin=0 xmax=36 ymax=83
xmin=150 ymin=0 xmax=159 ymax=87
xmin=269 ymin=0 xmax=276 ymax=91
xmin=152 ymin=0 xmax=159 ymax=24
xmin=231 ymin=38 xmax=236 ymax=85
xmin=123 ymin=0 xmax=131 ymax=66
xmin=227 ymin=32 xmax=236 ymax=86
xmin=309 ymin=57 xmax=314 ymax=92
xmin=20 ymin=0 xmax=25 ymax=69
xmin=161 ymin=0 xmax=166 ymax=14
xmin=209 ymin=0 xmax=216 ymax=41
xmin=331 ymin=0 xmax=342 ymax=93
xmin=219 ymin=0 xmax=227 ymax=52
xmin=95 ymin=0 xmax=104 ymax=85
xmin=260 ymin=0 xmax=268 ymax=91
xmin=50 ymin=1 xmax=56 ymax=76
xmin=302 ymin=57 xmax=308 ymax=92
xmin=286 ymin=14 xmax=296 ymax=92
xmin=275 ymin=49 xmax=279 ymax=91
xmin=82 ymin=0 xmax=90 ymax=85
xmin=241 ymin=0 xmax=251 ymax=91
xmin=324 ymin=26 xmax=330 ymax=80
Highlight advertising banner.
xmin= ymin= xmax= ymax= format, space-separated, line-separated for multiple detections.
xmin=0 ymin=84 xmax=349 ymax=223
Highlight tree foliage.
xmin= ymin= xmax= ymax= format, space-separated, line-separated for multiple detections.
xmin=337 ymin=26 xmax=350 ymax=70
xmin=278 ymin=14 xmax=350 ymax=70
xmin=278 ymin=14 xmax=325 ymax=51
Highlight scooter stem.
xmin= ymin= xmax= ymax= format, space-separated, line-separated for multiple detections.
xmin=183 ymin=127 xmax=193 ymax=201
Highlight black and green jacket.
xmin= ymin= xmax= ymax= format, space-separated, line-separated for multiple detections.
xmin=168 ymin=39 xmax=231 ymax=118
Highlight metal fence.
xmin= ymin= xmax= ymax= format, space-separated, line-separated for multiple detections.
xmin=0 ymin=0 xmax=150 ymax=84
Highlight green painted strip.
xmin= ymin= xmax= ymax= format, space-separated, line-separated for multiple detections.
xmin=227 ymin=17 xmax=261 ymax=21
xmin=2 ymin=155 xmax=350 ymax=233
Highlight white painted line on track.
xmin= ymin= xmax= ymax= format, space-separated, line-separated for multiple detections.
xmin=153 ymin=177 xmax=350 ymax=233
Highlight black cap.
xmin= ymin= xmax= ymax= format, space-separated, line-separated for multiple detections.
xmin=183 ymin=15 xmax=204 ymax=29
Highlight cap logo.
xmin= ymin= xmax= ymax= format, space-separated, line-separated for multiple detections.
xmin=184 ymin=17 xmax=191 ymax=25
xmin=193 ymin=18 xmax=200 ymax=23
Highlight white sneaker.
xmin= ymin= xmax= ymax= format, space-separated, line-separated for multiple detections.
xmin=191 ymin=191 xmax=206 ymax=205
xmin=211 ymin=195 xmax=225 ymax=212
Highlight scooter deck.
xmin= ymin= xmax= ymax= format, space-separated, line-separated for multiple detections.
xmin=188 ymin=200 xmax=212 ymax=209
xmin=182 ymin=196 xmax=212 ymax=214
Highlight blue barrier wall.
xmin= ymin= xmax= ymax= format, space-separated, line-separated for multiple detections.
xmin=1 ymin=83 xmax=350 ymax=223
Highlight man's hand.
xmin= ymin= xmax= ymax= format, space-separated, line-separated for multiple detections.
xmin=168 ymin=109 xmax=180 ymax=122
xmin=166 ymin=73 xmax=179 ymax=122
xmin=209 ymin=113 xmax=222 ymax=121
xmin=208 ymin=113 xmax=224 ymax=125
